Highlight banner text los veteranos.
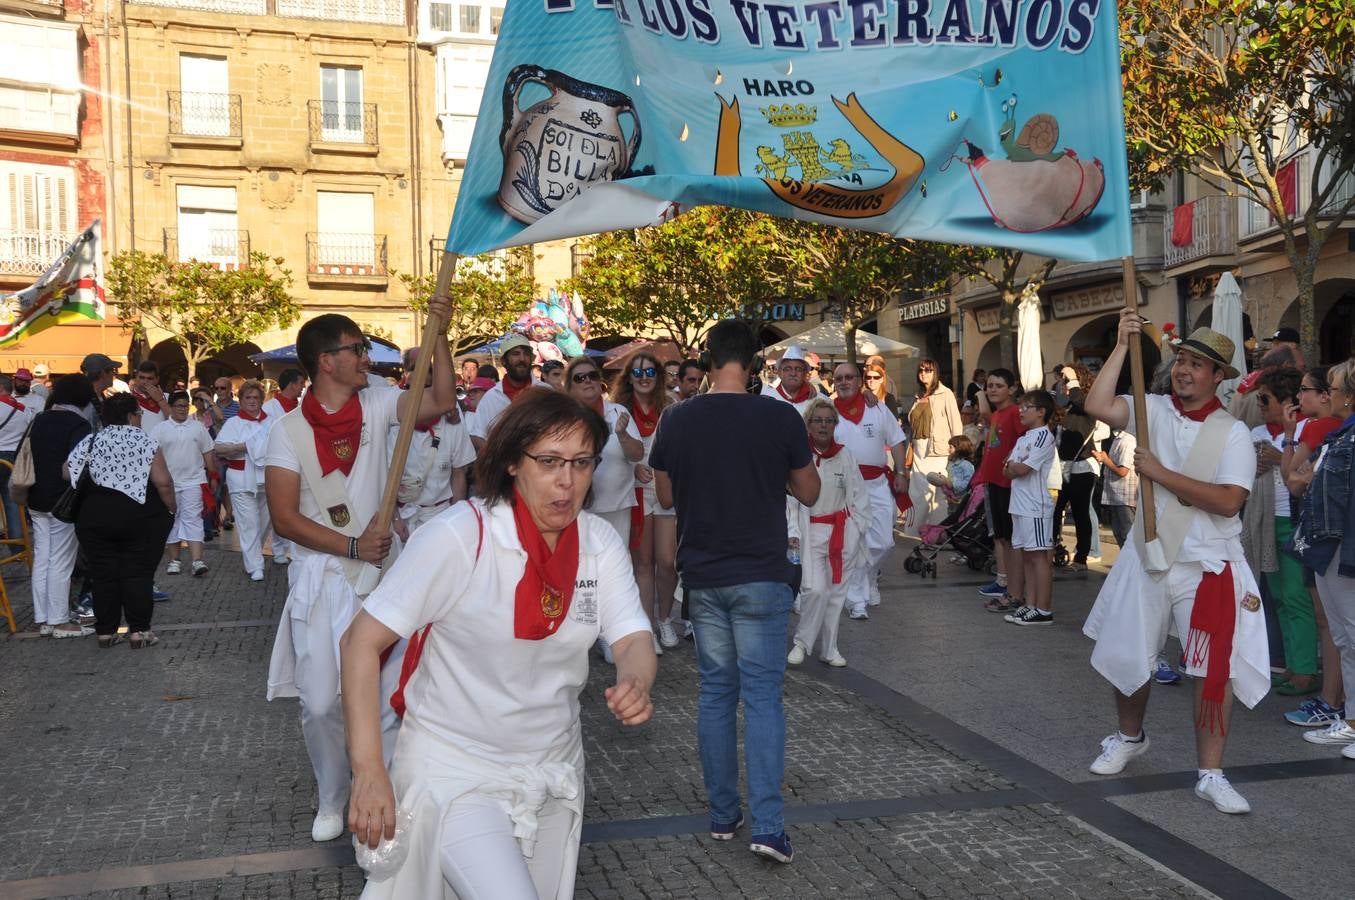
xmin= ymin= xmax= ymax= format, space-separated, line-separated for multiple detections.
xmin=539 ymin=0 xmax=1104 ymax=56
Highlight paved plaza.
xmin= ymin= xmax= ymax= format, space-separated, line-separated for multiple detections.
xmin=0 ymin=530 xmax=1347 ymax=899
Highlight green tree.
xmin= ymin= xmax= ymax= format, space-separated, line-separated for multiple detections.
xmin=944 ymin=247 xmax=1058 ymax=370
xmin=1122 ymin=0 xmax=1355 ymax=362
xmin=399 ymin=247 xmax=535 ymax=358
xmin=107 ymin=250 xmax=301 ymax=376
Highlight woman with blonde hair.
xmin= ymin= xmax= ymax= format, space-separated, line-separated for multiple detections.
xmin=214 ymin=379 xmax=276 ymax=581
xmin=905 ymin=359 xmax=962 ymax=538
xmin=612 ymin=350 xmax=678 ymax=652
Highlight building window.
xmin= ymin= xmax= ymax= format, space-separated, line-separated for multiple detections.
xmin=0 ymin=161 xmax=76 ymax=275
xmin=178 ymin=54 xmax=232 ymax=137
xmin=176 ymin=185 xmax=239 ymax=267
xmin=320 ymin=65 xmax=365 ymax=143
xmin=0 ymin=16 xmax=81 ymax=140
xmin=424 ymin=1 xmax=504 ymax=38
xmin=315 ymin=191 xmax=376 ymax=267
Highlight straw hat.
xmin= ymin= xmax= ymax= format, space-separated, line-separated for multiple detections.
xmin=1176 ymin=327 xmax=1240 ymax=380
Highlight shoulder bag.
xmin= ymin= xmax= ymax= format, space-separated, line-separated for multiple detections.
xmin=8 ymin=418 xmax=37 ymax=506
xmin=52 ymin=433 xmax=98 ymax=524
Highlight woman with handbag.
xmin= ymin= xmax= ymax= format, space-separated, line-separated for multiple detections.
xmin=65 ymin=393 xmax=176 ymax=648
xmin=27 ymin=375 xmax=96 ymax=637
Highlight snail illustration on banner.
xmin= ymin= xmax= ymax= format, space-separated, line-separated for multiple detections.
xmin=959 ymin=93 xmax=1105 ymax=233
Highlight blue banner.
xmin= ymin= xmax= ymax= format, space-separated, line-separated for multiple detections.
xmin=445 ymin=0 xmax=1133 ymax=263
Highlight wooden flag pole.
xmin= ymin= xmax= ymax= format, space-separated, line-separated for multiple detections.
xmin=375 ymin=250 xmax=459 ymax=538
xmin=1121 ymin=255 xmax=1157 ymax=543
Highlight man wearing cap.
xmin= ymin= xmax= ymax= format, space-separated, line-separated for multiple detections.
xmin=1269 ymin=326 xmax=1304 ymax=369
xmin=29 ymin=364 xmax=51 ymax=402
xmin=1082 ymin=311 xmax=1267 ymax=815
xmin=541 ymin=358 xmax=566 ymax=391
xmin=462 ymin=376 xmax=495 ymax=452
xmin=760 ymin=346 xmax=819 ymax=417
xmin=469 ymin=334 xmax=543 ymax=444
xmin=80 ymin=353 xmax=120 ymax=406
xmin=13 ymin=369 xmax=40 ymax=411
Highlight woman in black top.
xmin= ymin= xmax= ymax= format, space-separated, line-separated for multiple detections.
xmin=29 ymin=375 xmax=96 ymax=637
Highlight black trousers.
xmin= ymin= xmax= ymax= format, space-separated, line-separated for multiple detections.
xmin=76 ymin=484 xmax=172 ymax=635
xmin=1053 ymin=470 xmax=1097 ymax=563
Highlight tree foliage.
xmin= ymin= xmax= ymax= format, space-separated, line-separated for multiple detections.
xmin=399 ymin=247 xmax=535 ymax=359
xmin=107 ymin=250 xmax=301 ymax=375
xmin=1122 ymin=0 xmax=1355 ymax=359
xmin=945 ymin=247 xmax=1058 ymax=371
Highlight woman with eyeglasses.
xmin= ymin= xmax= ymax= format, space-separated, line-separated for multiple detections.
xmin=613 ymin=351 xmax=679 ymax=653
xmin=341 ymin=389 xmax=656 ymax=899
xmin=905 ymin=359 xmax=962 ymax=538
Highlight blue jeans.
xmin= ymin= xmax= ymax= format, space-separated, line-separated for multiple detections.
xmin=688 ymin=580 xmax=792 ymax=836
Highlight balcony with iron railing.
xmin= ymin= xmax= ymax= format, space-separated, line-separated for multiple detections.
xmin=0 ymin=230 xmax=76 ymax=278
xmin=1163 ymin=195 xmax=1237 ymax=274
xmin=1238 ymin=149 xmax=1355 ymax=247
xmin=307 ymin=232 xmax=388 ymax=285
xmin=11 ymin=0 xmax=67 ymax=18
xmin=278 ymin=0 xmax=404 ymax=25
xmin=168 ymin=91 xmax=243 ymax=147
xmin=163 ymin=228 xmax=251 ymax=269
xmin=307 ymin=100 xmax=378 ymax=154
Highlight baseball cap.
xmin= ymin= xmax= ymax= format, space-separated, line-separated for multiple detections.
xmin=469 ymin=377 xmax=496 ymax=393
xmin=499 ymin=334 xmax=532 ymax=356
xmin=1271 ymin=327 xmax=1300 ymax=344
xmin=80 ymin=353 xmax=120 ymax=375
xmin=14 ymin=368 xmax=32 ymax=381
xmin=32 ymin=364 xmax=49 ymax=378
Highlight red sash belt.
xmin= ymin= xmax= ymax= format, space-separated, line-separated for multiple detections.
xmin=225 ymin=459 xmax=246 ymax=471
xmin=630 ymin=486 xmax=645 ymax=550
xmin=859 ymin=464 xmax=890 ymax=481
xmin=809 ymin=509 xmax=849 ymax=584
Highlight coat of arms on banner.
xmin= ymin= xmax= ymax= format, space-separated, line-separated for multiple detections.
xmin=714 ymin=85 xmax=923 ymax=219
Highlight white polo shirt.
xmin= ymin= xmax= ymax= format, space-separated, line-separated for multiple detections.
xmin=591 ymin=400 xmax=642 ymax=513
xmin=392 ymin=414 xmax=477 ymax=508
xmin=216 ymin=414 xmax=272 ymax=492
xmin=362 ymin=501 xmax=651 ymax=760
xmin=470 ymin=379 xmax=546 ymax=440
xmin=150 ymin=417 xmax=214 ymax=489
xmin=834 ymin=403 xmax=905 ymax=471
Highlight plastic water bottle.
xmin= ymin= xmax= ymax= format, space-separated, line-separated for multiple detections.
xmin=787 ymin=547 xmax=801 ymax=566
xmin=353 ymin=807 xmax=413 ymax=881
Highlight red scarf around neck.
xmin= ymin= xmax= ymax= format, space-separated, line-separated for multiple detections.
xmin=1171 ymin=394 xmax=1223 ymax=423
xmin=1264 ymin=422 xmax=1283 ymax=438
xmin=589 ymin=398 xmax=605 ymax=417
xmin=511 ymin=487 xmax=581 ymax=640
xmin=133 ymin=391 xmax=161 ymax=414
xmin=300 ymin=389 xmax=363 ymax=476
xmin=1183 ymin=562 xmax=1238 ymax=734
xmin=0 ymin=394 xmax=24 ymax=412
xmin=237 ymin=406 xmax=267 ymax=423
xmin=811 ymin=439 xmax=844 ymax=466
xmin=274 ymin=393 xmax=299 ymax=413
xmin=630 ymin=398 xmax=659 ymax=437
xmin=834 ymin=393 xmax=866 ymax=424
xmin=502 ymin=377 xmax=531 ymax=402
xmin=778 ymin=381 xmax=816 ymax=404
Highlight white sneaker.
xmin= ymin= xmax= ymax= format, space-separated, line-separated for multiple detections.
xmin=1342 ymin=742 xmax=1355 ymax=760
xmin=658 ymin=619 xmax=679 ymax=648
xmin=651 ymin=631 xmax=663 ymax=656
xmin=38 ymin=624 xmax=54 ymax=636
xmin=1089 ymin=732 xmax=1150 ymax=775
xmin=1302 ymin=720 xmax=1355 ymax=745
xmin=848 ymin=607 xmax=869 ymax=620
xmin=311 ymin=813 xmax=344 ymax=842
xmin=787 ymin=643 xmax=806 ymax=665
xmin=51 ymin=623 xmax=94 ymax=638
xmin=250 ymin=570 xmax=264 ymax=582
xmin=822 ymin=654 xmax=847 ymax=668
xmin=1194 ymin=772 xmax=1250 ymax=814
xmin=273 ymin=554 xmax=291 ymax=565
xmin=165 ymin=560 xmax=181 ymax=575
xmin=191 ymin=560 xmax=208 ymax=577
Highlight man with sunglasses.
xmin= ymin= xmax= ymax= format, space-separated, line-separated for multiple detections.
xmin=264 ymin=305 xmax=457 ymax=843
xmin=470 ymin=334 xmax=543 ymax=445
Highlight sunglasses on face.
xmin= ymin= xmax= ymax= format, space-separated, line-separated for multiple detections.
xmin=322 ymin=338 xmax=372 ymax=358
xmin=865 ymin=374 xmax=883 ymax=381
xmin=630 ymin=366 xmax=658 ymax=379
xmin=572 ymin=370 xmax=602 ymax=384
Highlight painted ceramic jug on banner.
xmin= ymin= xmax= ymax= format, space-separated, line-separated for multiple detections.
xmin=497 ymin=65 xmax=642 ymax=224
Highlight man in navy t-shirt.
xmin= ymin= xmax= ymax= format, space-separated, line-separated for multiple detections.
xmin=651 ymin=320 xmax=819 ymax=864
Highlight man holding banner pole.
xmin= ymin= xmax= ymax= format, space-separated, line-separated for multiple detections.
xmin=1082 ymin=304 xmax=1269 ymax=815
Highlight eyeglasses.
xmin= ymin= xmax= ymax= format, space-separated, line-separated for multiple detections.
xmin=571 ymin=370 xmax=602 ymax=384
xmin=865 ymin=374 xmax=884 ymax=381
xmin=522 ymin=451 xmax=600 ymax=472
xmin=1298 ymin=385 xmax=1326 ymax=394
xmin=807 ymin=417 xmax=837 ymax=426
xmin=630 ymin=366 xmax=658 ymax=379
xmin=322 ymin=338 xmax=372 ymax=358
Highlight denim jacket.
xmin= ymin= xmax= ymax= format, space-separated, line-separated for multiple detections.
xmin=1292 ymin=419 xmax=1355 ymax=577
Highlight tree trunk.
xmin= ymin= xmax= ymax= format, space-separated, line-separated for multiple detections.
xmin=843 ymin=320 xmax=859 ymax=367
xmin=1295 ymin=256 xmax=1317 ymax=366
xmin=997 ymin=289 xmax=1019 ymax=371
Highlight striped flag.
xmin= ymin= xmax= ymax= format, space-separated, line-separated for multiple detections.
xmin=0 ymin=220 xmax=105 ymax=348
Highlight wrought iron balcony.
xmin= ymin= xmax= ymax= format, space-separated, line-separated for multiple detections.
xmin=1239 ymin=150 xmax=1355 ymax=243
xmin=163 ymin=228 xmax=250 ymax=269
xmin=168 ymin=91 xmax=243 ymax=144
xmin=278 ymin=0 xmax=404 ymax=26
xmin=12 ymin=0 xmax=67 ymax=18
xmin=1163 ymin=195 xmax=1236 ymax=271
xmin=307 ymin=233 xmax=388 ymax=282
xmin=0 ymin=230 xmax=76 ymax=277
xmin=307 ymin=100 xmax=378 ymax=152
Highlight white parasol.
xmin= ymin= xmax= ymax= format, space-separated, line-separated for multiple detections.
xmin=763 ymin=319 xmax=918 ymax=360
xmin=1209 ymin=272 xmax=1248 ymax=402
xmin=1016 ymin=284 xmax=1044 ymax=391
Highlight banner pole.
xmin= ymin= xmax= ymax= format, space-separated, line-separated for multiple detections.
xmin=375 ymin=249 xmax=459 ymax=537
xmin=1122 ymin=255 xmax=1156 ymax=543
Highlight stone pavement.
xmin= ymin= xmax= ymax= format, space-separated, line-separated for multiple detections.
xmin=0 ymin=527 xmax=1337 ymax=899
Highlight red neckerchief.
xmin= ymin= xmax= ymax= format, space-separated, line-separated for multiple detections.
xmin=502 ymin=377 xmax=531 ymax=402
xmin=1264 ymin=422 xmax=1283 ymax=438
xmin=834 ymin=393 xmax=865 ymax=424
xmin=274 ymin=394 xmax=299 ymax=413
xmin=778 ymin=381 xmax=815 ymax=404
xmin=1184 ymin=562 xmax=1237 ymax=735
xmin=300 ymin=389 xmax=363 ymax=477
xmin=811 ymin=439 xmax=844 ymax=466
xmin=237 ymin=407 xmax=267 ymax=423
xmin=630 ymin=399 xmax=659 ymax=437
xmin=1171 ymin=394 xmax=1223 ymax=422
xmin=589 ymin=398 xmax=605 ymax=417
xmin=511 ymin=486 xmax=580 ymax=640
xmin=0 ymin=394 xmax=24 ymax=412
xmin=133 ymin=391 xmax=161 ymax=414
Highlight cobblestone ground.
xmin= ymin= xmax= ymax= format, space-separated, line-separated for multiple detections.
xmin=0 ymin=547 xmax=1215 ymax=898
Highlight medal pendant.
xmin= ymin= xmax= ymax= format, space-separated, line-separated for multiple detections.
xmin=333 ymin=438 xmax=354 ymax=461
xmin=328 ymin=503 xmax=351 ymax=527
xmin=540 ymin=585 xmax=563 ymax=618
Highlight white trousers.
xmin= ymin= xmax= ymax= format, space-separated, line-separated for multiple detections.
xmin=795 ymin=522 xmax=849 ymax=660
xmin=291 ymin=602 xmax=402 ymax=816
xmin=1316 ymin=552 xmax=1355 ymax=703
xmin=271 ymin=534 xmax=292 ymax=561
xmin=906 ymin=446 xmax=949 ymax=538
xmin=848 ymin=477 xmax=895 ymax=613
xmin=31 ymin=510 xmax=78 ymax=625
xmin=167 ymin=485 xmax=205 ymax=544
xmin=230 ymin=489 xmax=272 ymax=576
xmin=439 ymin=797 xmax=578 ymax=900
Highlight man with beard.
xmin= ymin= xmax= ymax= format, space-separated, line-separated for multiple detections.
xmin=470 ymin=334 xmax=543 ymax=443
xmin=1083 ymin=313 xmax=1266 ymax=815
xmin=760 ymin=346 xmax=818 ymax=417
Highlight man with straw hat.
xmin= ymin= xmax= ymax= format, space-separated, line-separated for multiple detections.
xmin=1082 ymin=313 xmax=1269 ymax=814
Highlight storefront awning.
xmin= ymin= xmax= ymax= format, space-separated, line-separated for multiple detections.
xmin=0 ymin=318 xmax=131 ymax=376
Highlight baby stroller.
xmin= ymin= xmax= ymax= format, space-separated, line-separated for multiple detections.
xmin=904 ymin=484 xmax=993 ymax=579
